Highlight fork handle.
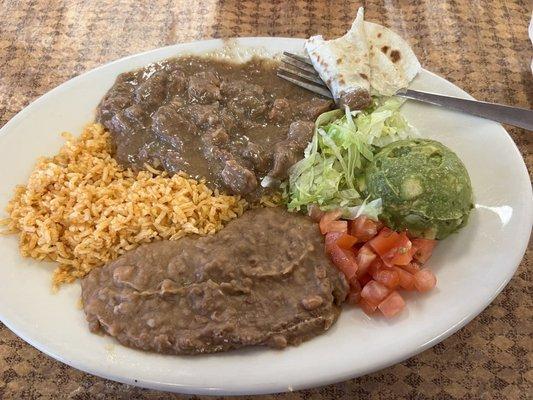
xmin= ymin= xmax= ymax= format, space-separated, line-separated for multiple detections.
xmin=398 ymin=89 xmax=533 ymax=131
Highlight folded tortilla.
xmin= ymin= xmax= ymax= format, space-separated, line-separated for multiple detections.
xmin=305 ymin=8 xmax=421 ymax=109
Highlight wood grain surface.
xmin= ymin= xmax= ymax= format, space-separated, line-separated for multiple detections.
xmin=0 ymin=1 xmax=531 ymax=399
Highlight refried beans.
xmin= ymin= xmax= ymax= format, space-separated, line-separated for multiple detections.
xmin=80 ymin=207 xmax=348 ymax=355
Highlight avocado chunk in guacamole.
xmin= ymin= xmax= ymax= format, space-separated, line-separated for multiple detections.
xmin=365 ymin=139 xmax=473 ymax=239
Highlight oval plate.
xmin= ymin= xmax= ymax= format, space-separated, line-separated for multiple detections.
xmin=0 ymin=38 xmax=531 ymax=395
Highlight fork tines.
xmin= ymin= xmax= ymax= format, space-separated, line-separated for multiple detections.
xmin=278 ymin=52 xmax=332 ymax=98
xmin=278 ymin=64 xmax=324 ymax=85
xmin=282 ymin=52 xmax=314 ymax=66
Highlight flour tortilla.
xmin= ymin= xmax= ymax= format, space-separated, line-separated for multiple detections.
xmin=305 ymin=8 xmax=421 ymax=107
xmin=365 ymin=21 xmax=421 ymax=95
xmin=305 ymin=8 xmax=371 ymax=108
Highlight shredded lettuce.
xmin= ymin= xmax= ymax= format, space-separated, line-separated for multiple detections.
xmin=355 ymin=96 xmax=416 ymax=147
xmin=340 ymin=197 xmax=383 ymax=221
xmin=286 ymin=96 xmax=414 ymax=214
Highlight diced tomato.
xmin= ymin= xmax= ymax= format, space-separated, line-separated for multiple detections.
xmin=347 ymin=272 xmax=361 ymax=291
xmin=335 ymin=233 xmax=358 ymax=249
xmin=382 ymin=231 xmax=414 ymax=265
xmin=348 ymin=216 xmax=380 ymax=241
xmin=325 ymin=232 xmax=343 ymax=254
xmin=357 ymin=273 xmax=373 ymax=287
xmin=361 ymin=280 xmax=390 ymax=305
xmin=391 ymin=246 xmax=417 ymax=266
xmin=322 ymin=221 xmax=438 ymax=318
xmin=352 ymin=242 xmax=364 ymax=253
xmin=368 ymin=258 xmax=384 ymax=277
xmin=355 ymin=245 xmax=377 ymax=277
xmin=412 ymin=238 xmax=437 ymax=264
xmin=378 ymin=291 xmax=406 ymax=317
xmin=414 ymin=268 xmax=437 ymax=292
xmin=401 ymin=262 xmax=421 ymax=275
xmin=381 ymin=257 xmax=397 ymax=269
xmin=319 ymin=210 xmax=343 ymax=234
xmin=308 ymin=204 xmax=325 ymax=222
xmin=373 ymin=268 xmax=400 ymax=289
xmin=347 ymin=291 xmax=362 ymax=305
xmin=394 ymin=266 xmax=416 ymax=291
xmin=328 ymin=244 xmax=358 ymax=281
xmin=359 ymin=298 xmax=378 ymax=315
xmin=368 ymin=227 xmax=402 ymax=256
xmin=348 ymin=277 xmax=362 ymax=292
xmin=374 ymin=220 xmax=385 ymax=231
xmin=325 ymin=232 xmax=357 ymax=254
xmin=322 ymin=220 xmax=348 ymax=234
xmin=346 ymin=279 xmax=362 ymax=303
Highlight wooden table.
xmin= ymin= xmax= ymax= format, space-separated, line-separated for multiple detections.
xmin=0 ymin=1 xmax=531 ymax=399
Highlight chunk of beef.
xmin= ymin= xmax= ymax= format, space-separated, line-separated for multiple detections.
xmin=338 ymin=88 xmax=372 ymax=110
xmin=102 ymin=101 xmax=151 ymax=168
xmin=97 ymin=81 xmax=135 ymax=124
xmin=134 ymin=71 xmax=169 ymax=109
xmin=166 ymin=69 xmax=188 ymax=95
xmin=227 ymin=97 xmax=268 ymax=121
xmin=220 ymin=79 xmax=263 ymax=97
xmin=298 ymin=98 xmax=334 ymax=120
xmin=205 ymin=147 xmax=233 ymax=163
xmin=115 ymin=70 xmax=141 ymax=85
xmin=184 ymin=103 xmax=220 ymax=129
xmin=221 ymin=160 xmax=258 ymax=194
xmin=152 ymin=101 xmax=196 ymax=149
xmin=201 ymin=128 xmax=229 ymax=147
xmin=243 ymin=142 xmax=269 ymax=172
xmin=221 ymin=80 xmax=268 ymax=119
xmin=137 ymin=142 xmax=188 ymax=174
xmin=157 ymin=147 xmax=190 ymax=175
xmin=268 ymin=141 xmax=301 ymax=180
xmin=287 ymin=120 xmax=315 ymax=147
xmin=219 ymin=108 xmax=238 ymax=132
xmin=267 ymin=121 xmax=314 ymax=179
xmin=187 ymin=71 xmax=221 ymax=104
xmin=123 ymin=104 xmax=148 ymax=130
xmin=106 ymin=111 xmax=132 ymax=136
xmin=107 ymin=110 xmax=148 ymax=167
xmin=268 ymin=98 xmax=291 ymax=122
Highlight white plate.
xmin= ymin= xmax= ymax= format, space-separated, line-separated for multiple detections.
xmin=0 ymin=38 xmax=531 ymax=395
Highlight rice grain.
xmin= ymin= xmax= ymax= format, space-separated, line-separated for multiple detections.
xmin=3 ymin=124 xmax=247 ymax=287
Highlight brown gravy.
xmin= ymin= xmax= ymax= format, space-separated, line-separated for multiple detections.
xmin=96 ymin=56 xmax=333 ymax=198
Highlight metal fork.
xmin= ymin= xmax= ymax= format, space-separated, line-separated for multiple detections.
xmin=278 ymin=52 xmax=533 ymax=131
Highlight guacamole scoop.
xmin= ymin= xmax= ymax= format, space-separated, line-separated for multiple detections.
xmin=365 ymin=139 xmax=473 ymax=239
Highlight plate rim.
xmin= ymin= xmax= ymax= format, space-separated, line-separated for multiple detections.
xmin=0 ymin=37 xmax=531 ymax=395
